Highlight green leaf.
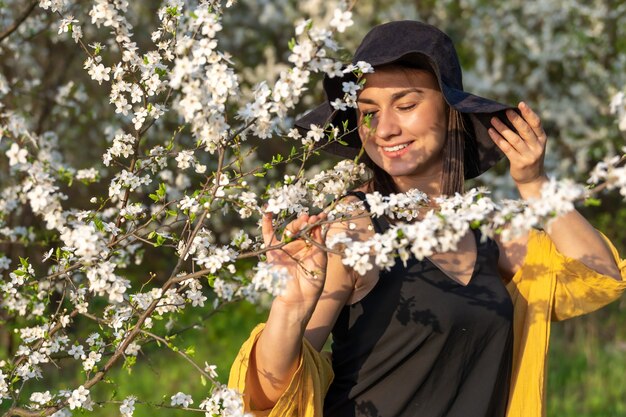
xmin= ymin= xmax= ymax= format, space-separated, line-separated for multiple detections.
xmin=288 ymin=37 xmax=296 ymax=51
xmin=166 ymin=6 xmax=180 ymax=16
xmin=92 ymin=217 xmax=104 ymax=232
xmin=157 ymin=183 xmax=167 ymax=198
xmin=584 ymin=197 xmax=601 ymax=207
xmin=123 ymin=355 xmax=136 ymax=375
xmin=154 ymin=234 xmax=166 ymax=247
xmin=207 ymin=275 xmax=216 ymax=286
xmin=272 ymin=153 xmax=284 ymax=164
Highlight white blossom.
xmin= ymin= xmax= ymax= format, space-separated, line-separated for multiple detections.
xmin=120 ymin=396 xmax=136 ymax=417
xmin=329 ymin=9 xmax=353 ymax=33
xmin=6 ymin=143 xmax=28 ymax=166
xmin=170 ymin=392 xmax=193 ymax=407
xmin=68 ymin=385 xmax=91 ymax=410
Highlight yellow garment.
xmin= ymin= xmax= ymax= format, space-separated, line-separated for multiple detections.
xmin=505 ymin=229 xmax=626 ymax=417
xmin=229 ymin=229 xmax=626 ymax=417
xmin=229 ymin=323 xmax=334 ymax=417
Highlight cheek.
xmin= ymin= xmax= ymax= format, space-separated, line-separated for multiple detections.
xmin=358 ymin=125 xmax=375 ymax=144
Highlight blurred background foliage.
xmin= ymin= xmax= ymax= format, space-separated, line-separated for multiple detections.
xmin=1 ymin=0 xmax=625 ymax=415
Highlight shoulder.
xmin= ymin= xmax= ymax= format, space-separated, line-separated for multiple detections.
xmin=494 ymin=230 xmax=531 ymax=282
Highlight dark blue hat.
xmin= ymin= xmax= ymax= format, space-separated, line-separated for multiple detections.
xmin=295 ymin=20 xmax=514 ymax=178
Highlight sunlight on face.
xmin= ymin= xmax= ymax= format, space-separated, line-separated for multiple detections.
xmin=357 ymin=66 xmax=448 ymax=189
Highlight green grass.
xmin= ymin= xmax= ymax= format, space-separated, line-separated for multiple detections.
xmin=547 ymin=302 xmax=626 ymax=416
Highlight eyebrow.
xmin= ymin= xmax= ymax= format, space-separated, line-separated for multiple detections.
xmin=357 ymin=88 xmax=424 ymax=104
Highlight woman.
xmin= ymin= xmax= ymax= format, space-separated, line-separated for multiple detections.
xmin=229 ymin=21 xmax=625 ymax=417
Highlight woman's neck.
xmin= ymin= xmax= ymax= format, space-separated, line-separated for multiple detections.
xmin=392 ymin=172 xmax=442 ymax=197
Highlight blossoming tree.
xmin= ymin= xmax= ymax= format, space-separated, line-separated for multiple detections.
xmin=0 ymin=0 xmax=625 ymax=416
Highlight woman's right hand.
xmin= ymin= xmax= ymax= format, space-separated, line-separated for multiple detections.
xmin=261 ymin=211 xmax=328 ymax=308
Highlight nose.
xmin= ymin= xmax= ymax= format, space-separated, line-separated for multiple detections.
xmin=372 ymin=109 xmax=401 ymax=140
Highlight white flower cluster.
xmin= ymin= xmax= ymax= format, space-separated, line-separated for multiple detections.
xmin=60 ymin=222 xmax=108 ymax=263
xmin=588 ymin=150 xmax=626 ymax=198
xmin=179 ymin=195 xmax=200 ymax=213
xmin=108 ymin=169 xmax=152 ymax=199
xmin=75 ymin=168 xmax=99 ymax=182
xmin=609 ymin=89 xmax=626 ymax=131
xmin=171 ymin=391 xmax=193 ymax=408
xmin=39 ymin=0 xmax=69 ymax=13
xmin=29 ymin=390 xmax=53 ymax=408
xmin=103 ymin=132 xmax=136 ymax=166
xmin=238 ymin=5 xmax=353 ymax=139
xmin=265 ymin=178 xmax=308 ymax=214
xmin=181 ymin=278 xmax=207 ymax=307
xmin=170 ymin=5 xmax=237 ymax=153
xmin=250 ymin=263 xmax=291 ymax=297
xmin=231 ymin=190 xmax=259 ymax=219
xmin=140 ymin=287 xmax=184 ymax=316
xmin=183 ymin=228 xmax=238 ymax=273
xmin=85 ymin=57 xmax=111 ymax=85
xmin=20 ymin=161 xmax=66 ymax=230
xmin=364 ymin=189 xmax=429 ymax=220
xmin=328 ymin=181 xmax=585 ymax=274
xmin=85 ymin=260 xmax=131 ymax=303
xmin=212 ymin=277 xmax=240 ymax=302
xmin=0 ymin=369 xmax=9 ymax=402
xmin=198 ymin=384 xmax=251 ymax=417
xmin=504 ymin=179 xmax=585 ymax=237
xmin=307 ymin=160 xmax=367 ymax=207
xmin=67 ymin=385 xmax=92 ymax=410
xmin=330 ymin=61 xmax=375 ymax=111
xmin=5 ymin=326 xmax=67 ymax=386
xmin=120 ymin=396 xmax=136 ymax=417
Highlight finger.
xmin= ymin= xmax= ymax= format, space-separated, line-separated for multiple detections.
xmin=489 ymin=119 xmax=525 ymax=155
xmin=284 ymin=214 xmax=310 ymax=237
xmin=518 ymin=102 xmax=547 ymax=145
xmin=308 ymin=221 xmax=324 ymax=245
xmin=504 ymin=109 xmax=541 ymax=149
xmin=261 ymin=212 xmax=280 ymax=247
xmin=488 ymin=126 xmax=521 ymax=159
xmin=490 ymin=116 xmax=530 ymax=153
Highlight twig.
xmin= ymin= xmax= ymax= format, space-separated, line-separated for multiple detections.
xmin=0 ymin=0 xmax=39 ymax=44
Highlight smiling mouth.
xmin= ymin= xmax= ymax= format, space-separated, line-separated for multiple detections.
xmin=382 ymin=142 xmax=411 ymax=152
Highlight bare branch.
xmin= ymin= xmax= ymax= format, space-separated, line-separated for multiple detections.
xmin=0 ymin=0 xmax=39 ymax=44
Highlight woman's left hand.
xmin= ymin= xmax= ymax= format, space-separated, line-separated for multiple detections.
xmin=488 ymin=102 xmax=548 ymax=198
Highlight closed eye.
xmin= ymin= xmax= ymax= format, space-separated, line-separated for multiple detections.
xmin=397 ymin=104 xmax=416 ymax=111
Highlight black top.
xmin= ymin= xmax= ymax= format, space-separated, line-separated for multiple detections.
xmin=324 ymin=191 xmax=514 ymax=417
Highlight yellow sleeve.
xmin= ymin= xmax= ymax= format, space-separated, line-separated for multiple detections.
xmin=228 ymin=323 xmax=334 ymax=417
xmin=532 ymin=230 xmax=626 ymax=321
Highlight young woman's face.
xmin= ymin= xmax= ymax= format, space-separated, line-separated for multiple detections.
xmin=357 ymin=66 xmax=448 ymax=181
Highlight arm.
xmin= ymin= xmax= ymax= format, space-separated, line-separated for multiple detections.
xmin=490 ymin=102 xmax=621 ymax=281
xmin=246 ymin=212 xmax=355 ymax=410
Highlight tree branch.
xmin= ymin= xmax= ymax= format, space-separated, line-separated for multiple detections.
xmin=0 ymin=0 xmax=39 ymax=44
